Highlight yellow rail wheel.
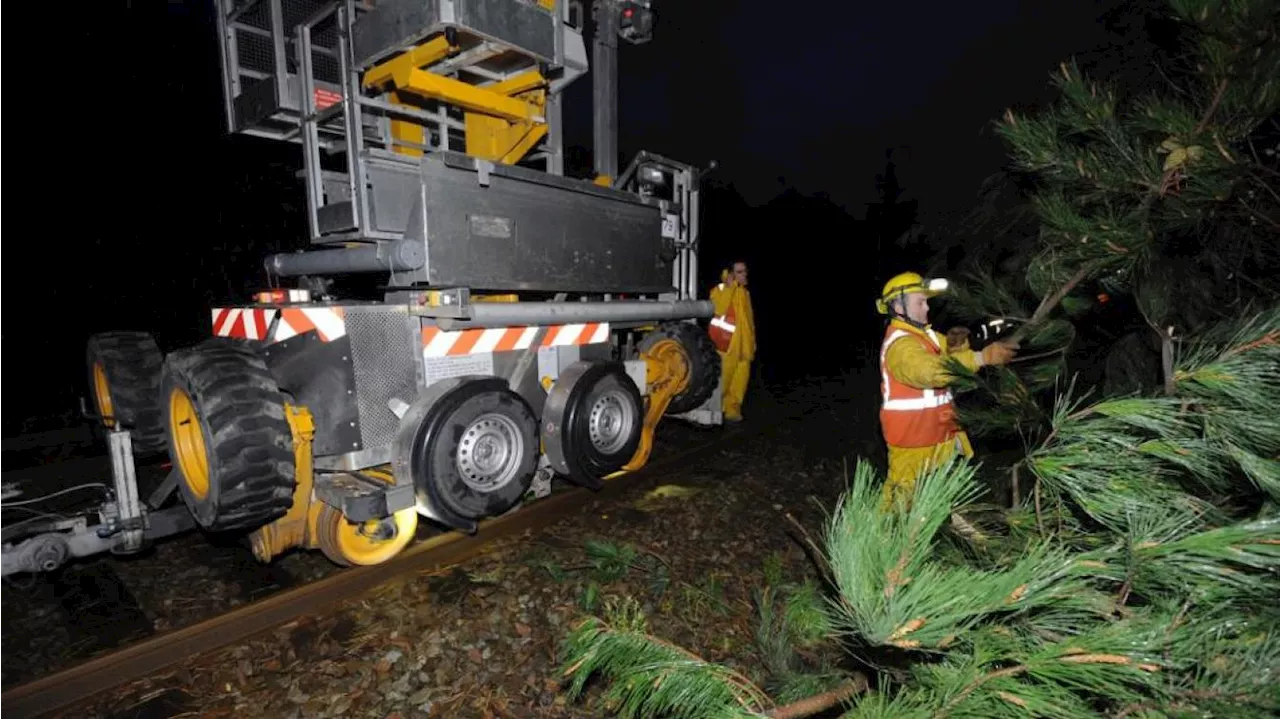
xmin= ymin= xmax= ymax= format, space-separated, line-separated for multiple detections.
xmin=85 ymin=332 xmax=167 ymax=455
xmin=160 ymin=338 xmax=296 ymax=533
xmin=316 ymin=503 xmax=418 ymax=567
xmin=636 ymin=321 xmax=720 ymax=415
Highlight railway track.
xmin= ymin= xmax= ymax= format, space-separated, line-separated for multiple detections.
xmin=2 ymin=399 xmax=817 ymax=719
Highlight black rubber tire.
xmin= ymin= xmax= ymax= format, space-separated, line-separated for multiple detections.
xmin=160 ymin=338 xmax=296 ymax=533
xmin=412 ymin=380 xmax=538 ymax=520
xmin=86 ymin=332 xmax=168 ymax=455
xmin=637 ymin=321 xmax=721 ymax=415
xmin=561 ymin=362 xmax=644 ymax=481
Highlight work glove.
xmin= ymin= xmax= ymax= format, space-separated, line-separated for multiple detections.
xmin=981 ymin=340 xmax=1019 ymax=367
xmin=945 ymin=326 xmax=971 ymax=351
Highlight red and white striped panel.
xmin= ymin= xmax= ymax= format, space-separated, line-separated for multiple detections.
xmin=421 ymin=322 xmax=611 ymax=358
xmin=212 ymin=308 xmax=277 ymax=341
xmin=210 ymin=306 xmax=347 ymax=343
xmin=273 ymin=307 xmax=347 ymax=342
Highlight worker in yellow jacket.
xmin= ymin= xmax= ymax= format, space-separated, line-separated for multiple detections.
xmin=877 ymin=271 xmax=1019 ymax=509
xmin=708 ymin=261 xmax=756 ymax=422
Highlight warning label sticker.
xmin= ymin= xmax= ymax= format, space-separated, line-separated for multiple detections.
xmin=423 ymin=352 xmax=495 ymax=387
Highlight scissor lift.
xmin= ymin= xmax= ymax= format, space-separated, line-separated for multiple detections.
xmin=213 ymin=0 xmax=702 ymax=303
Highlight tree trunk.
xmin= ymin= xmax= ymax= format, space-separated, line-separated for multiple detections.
xmin=1160 ymin=326 xmax=1175 ymax=396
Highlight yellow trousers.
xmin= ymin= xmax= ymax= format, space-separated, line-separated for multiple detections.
xmin=719 ymin=351 xmax=751 ymax=420
xmin=881 ymin=433 xmax=973 ymax=510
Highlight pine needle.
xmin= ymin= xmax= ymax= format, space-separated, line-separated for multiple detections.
xmin=560 ymin=599 xmax=772 ymax=719
xmin=822 ymin=459 xmax=1093 ymax=651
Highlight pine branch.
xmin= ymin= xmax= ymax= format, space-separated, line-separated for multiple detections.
xmin=1127 ymin=514 xmax=1280 ymax=601
xmin=992 ymin=0 xmax=1280 ymax=321
xmin=1008 ymin=265 xmax=1094 ymax=345
xmin=560 ymin=598 xmax=774 ymax=718
xmin=562 ymin=592 xmax=872 ymax=719
xmin=933 ymin=663 xmax=1031 ymax=718
xmin=781 ymin=581 xmax=835 ymax=648
xmin=823 ymin=460 xmax=1098 ymax=652
xmin=753 ymin=583 xmax=840 ymax=699
xmin=782 ymin=512 xmax=835 ymax=588
xmin=765 ymin=676 xmax=867 ymax=719
xmin=1023 ymin=306 xmax=1280 ymax=529
xmin=1193 ymin=78 xmax=1229 ymax=134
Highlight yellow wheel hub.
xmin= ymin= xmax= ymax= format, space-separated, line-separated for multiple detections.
xmin=319 ymin=504 xmax=418 ymax=567
xmin=169 ymin=388 xmax=211 ymax=501
xmin=93 ymin=362 xmax=115 ymax=428
xmin=608 ymin=337 xmax=691 ymax=478
xmin=647 ymin=339 xmax=690 ymax=386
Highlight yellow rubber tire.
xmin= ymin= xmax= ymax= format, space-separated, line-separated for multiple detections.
xmin=160 ymin=338 xmax=296 ymax=532
xmin=86 ymin=332 xmax=167 ymax=454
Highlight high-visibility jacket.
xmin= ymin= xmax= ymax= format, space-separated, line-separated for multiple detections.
xmin=708 ymin=288 xmax=737 ymax=352
xmin=879 ymin=322 xmax=962 ymax=447
xmin=708 ymin=282 xmax=755 ymax=360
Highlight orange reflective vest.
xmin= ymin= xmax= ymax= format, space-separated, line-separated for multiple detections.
xmin=708 ymin=283 xmax=737 ymax=353
xmin=879 ymin=325 xmax=961 ymax=448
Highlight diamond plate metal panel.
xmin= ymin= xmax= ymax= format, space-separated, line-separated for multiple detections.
xmin=347 ymin=309 xmax=420 ymax=451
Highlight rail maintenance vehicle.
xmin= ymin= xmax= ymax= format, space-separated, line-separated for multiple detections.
xmin=2 ymin=0 xmax=722 ymax=575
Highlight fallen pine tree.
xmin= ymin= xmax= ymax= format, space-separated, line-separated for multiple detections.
xmin=555 ymin=304 xmax=1279 ymax=718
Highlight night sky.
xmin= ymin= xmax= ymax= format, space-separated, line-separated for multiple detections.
xmin=592 ymin=0 xmax=1123 ymax=216
xmin=5 ymin=0 xmax=1127 ymax=434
